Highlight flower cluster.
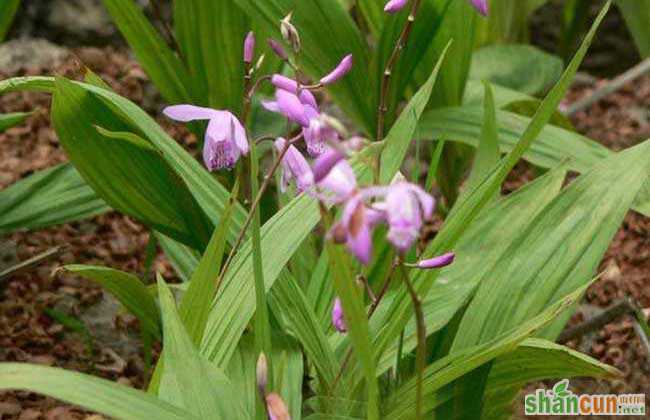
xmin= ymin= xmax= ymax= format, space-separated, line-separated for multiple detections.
xmin=164 ymin=13 xmax=457 ymax=344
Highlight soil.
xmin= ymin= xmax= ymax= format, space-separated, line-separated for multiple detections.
xmin=1 ymin=24 xmax=649 ymax=420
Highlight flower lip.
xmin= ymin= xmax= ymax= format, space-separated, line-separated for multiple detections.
xmin=320 ymin=54 xmax=353 ymax=85
xmin=313 ymin=148 xmax=345 ymax=183
xmin=165 ymin=105 xmax=248 ymax=171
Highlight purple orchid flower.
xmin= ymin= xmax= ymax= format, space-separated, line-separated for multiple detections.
xmin=320 ymin=54 xmax=353 ymax=85
xmin=380 ymin=182 xmax=434 ymax=252
xmin=416 ymin=252 xmax=455 ymax=269
xmin=312 ymin=147 xmax=345 ymax=183
xmin=330 ymin=194 xmax=385 ymax=265
xmin=265 ymin=75 xmax=339 ymax=156
xmin=275 ymin=137 xmax=314 ymax=193
xmin=332 ymin=297 xmax=347 ymax=333
xmin=163 ymin=105 xmax=248 ymax=171
xmin=469 ymin=0 xmax=489 ymax=16
xmin=243 ymin=31 xmax=255 ymax=63
xmin=316 ymin=159 xmax=357 ymax=204
xmin=384 ymin=0 xmax=409 ymax=14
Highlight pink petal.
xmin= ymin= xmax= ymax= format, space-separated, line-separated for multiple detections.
xmin=163 ymin=104 xmax=218 ymax=122
xmin=384 ymin=0 xmax=409 ymax=14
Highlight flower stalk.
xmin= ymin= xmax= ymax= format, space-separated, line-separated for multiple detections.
xmin=377 ymin=0 xmax=422 ymax=142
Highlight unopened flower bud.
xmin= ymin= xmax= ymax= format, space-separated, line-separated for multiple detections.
xmin=256 ymin=352 xmax=268 ymax=396
xmin=416 ymin=252 xmax=455 ymax=269
xmin=266 ymin=393 xmax=291 ymax=420
xmin=243 ymin=31 xmax=255 ymax=64
xmin=268 ymin=39 xmax=289 ymax=60
xmin=331 ymin=297 xmax=347 ymax=333
xmin=384 ymin=0 xmax=409 ymax=14
xmin=280 ymin=13 xmax=301 ymax=53
xmin=469 ymin=0 xmax=489 ymax=16
xmin=320 ymin=54 xmax=353 ymax=85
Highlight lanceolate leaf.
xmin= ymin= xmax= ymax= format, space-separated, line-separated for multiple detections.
xmin=451 ymin=139 xmax=650 ymax=352
xmin=379 ymin=42 xmax=451 ymax=183
xmin=482 ymin=338 xmax=619 ymax=420
xmin=226 ymin=333 xmax=304 ymax=420
xmin=469 ymin=44 xmax=563 ymax=96
xmin=269 ymin=271 xmax=340 ymax=386
xmin=101 ymin=0 xmax=192 ymax=103
xmin=62 ymin=265 xmax=161 ymax=339
xmin=0 ymin=163 xmax=109 ymax=234
xmin=51 ymin=78 xmax=213 ymax=250
xmin=616 ymin=0 xmax=650 ymax=57
xmin=157 ymin=275 xmax=248 ymax=419
xmin=173 ymin=0 xmax=249 ymax=111
xmin=460 ymin=82 xmax=500 ymax=204
xmin=1 ymin=77 xmax=244 ymax=242
xmin=0 ymin=0 xmax=20 ymax=41
xmin=371 ymin=0 xmax=612 ymax=368
xmin=178 ymin=185 xmax=237 ymax=345
xmin=418 ymin=105 xmax=650 ymax=216
xmin=353 ymin=162 xmax=568 ymax=378
xmin=0 ymin=364 xmax=194 ymax=420
xmin=0 ymin=111 xmax=30 ymax=131
xmin=383 ymin=283 xmax=595 ymax=419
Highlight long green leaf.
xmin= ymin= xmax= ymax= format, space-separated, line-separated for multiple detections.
xmin=348 ymin=161 xmax=568 ymax=379
xmin=327 ymin=240 xmax=379 ymax=419
xmin=101 ymin=0 xmax=192 ymax=103
xmin=51 ymin=78 xmax=213 ymax=250
xmin=269 ymin=272 xmax=340 ymax=386
xmin=482 ymin=338 xmax=619 ymax=420
xmin=178 ymin=185 xmax=237 ymax=345
xmin=451 ymin=139 xmax=650 ymax=352
xmin=616 ymin=0 xmax=650 ymax=57
xmin=0 ymin=0 xmax=19 ymax=41
xmin=0 ymin=363 xmax=194 ymax=420
xmin=469 ymin=44 xmax=563 ymax=96
xmin=173 ymin=0 xmax=248 ymax=111
xmin=372 ymin=0 xmax=612 ymax=368
xmin=383 ymin=282 xmax=595 ymax=418
xmin=63 ymin=265 xmax=161 ymax=339
xmin=0 ymin=163 xmax=109 ymax=234
xmin=157 ymin=275 xmax=247 ymax=419
xmin=462 ymin=82 xmax=500 ymax=202
xmin=227 ymin=333 xmax=304 ymax=420
xmin=0 ymin=111 xmax=30 ymax=131
xmin=379 ymin=41 xmax=450 ymax=183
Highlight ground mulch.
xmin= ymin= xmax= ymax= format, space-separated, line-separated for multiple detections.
xmin=0 ymin=48 xmax=648 ymax=419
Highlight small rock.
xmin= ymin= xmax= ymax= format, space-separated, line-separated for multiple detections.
xmin=0 ymin=39 xmax=69 ymax=74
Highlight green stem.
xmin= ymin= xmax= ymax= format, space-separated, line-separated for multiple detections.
xmin=398 ymin=263 xmax=425 ymax=420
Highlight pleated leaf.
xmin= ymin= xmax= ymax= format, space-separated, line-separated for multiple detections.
xmin=62 ymin=265 xmax=161 ymax=339
xmin=101 ymin=0 xmax=192 ymax=103
xmin=482 ymin=338 xmax=620 ymax=420
xmin=0 ymin=163 xmax=109 ymax=234
xmin=51 ymin=78 xmax=213 ymax=250
xmin=0 ymin=363 xmax=194 ymax=420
